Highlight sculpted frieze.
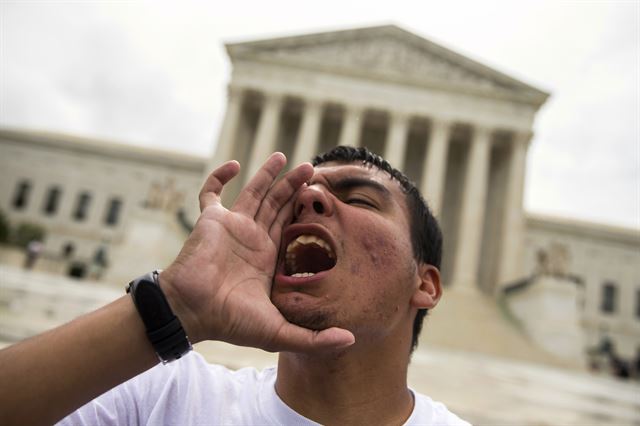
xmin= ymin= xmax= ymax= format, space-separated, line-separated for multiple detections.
xmin=259 ymin=36 xmax=513 ymax=93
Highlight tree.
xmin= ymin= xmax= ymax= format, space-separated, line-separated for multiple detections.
xmin=12 ymin=223 xmax=46 ymax=248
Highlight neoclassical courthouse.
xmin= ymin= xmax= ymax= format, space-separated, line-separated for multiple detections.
xmin=1 ymin=26 xmax=638 ymax=361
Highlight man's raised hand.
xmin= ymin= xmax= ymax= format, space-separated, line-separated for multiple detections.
xmin=160 ymin=153 xmax=354 ymax=353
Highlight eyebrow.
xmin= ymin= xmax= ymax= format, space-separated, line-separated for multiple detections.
xmin=329 ymin=176 xmax=393 ymax=200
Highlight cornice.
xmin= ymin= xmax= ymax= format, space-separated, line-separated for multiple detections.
xmin=526 ymin=213 xmax=640 ymax=247
xmin=226 ymin=24 xmax=550 ymax=108
xmin=0 ymin=128 xmax=206 ymax=173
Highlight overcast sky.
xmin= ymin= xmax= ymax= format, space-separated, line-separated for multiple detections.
xmin=1 ymin=0 xmax=638 ymax=229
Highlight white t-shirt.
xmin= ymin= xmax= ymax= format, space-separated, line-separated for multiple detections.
xmin=58 ymin=352 xmax=469 ymax=425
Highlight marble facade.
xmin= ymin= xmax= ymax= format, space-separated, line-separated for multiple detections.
xmin=0 ymin=128 xmax=204 ymax=276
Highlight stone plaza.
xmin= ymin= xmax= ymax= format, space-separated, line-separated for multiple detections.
xmin=1 ymin=265 xmax=638 ymax=425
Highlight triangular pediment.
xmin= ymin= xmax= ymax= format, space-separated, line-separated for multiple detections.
xmin=227 ymin=25 xmax=549 ymax=106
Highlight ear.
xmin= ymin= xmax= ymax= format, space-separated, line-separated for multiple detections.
xmin=410 ymin=263 xmax=442 ymax=309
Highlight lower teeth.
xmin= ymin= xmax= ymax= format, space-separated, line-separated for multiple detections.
xmin=291 ymin=272 xmax=316 ymax=278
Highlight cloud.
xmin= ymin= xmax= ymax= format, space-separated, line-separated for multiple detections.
xmin=1 ymin=2 xmax=221 ymax=155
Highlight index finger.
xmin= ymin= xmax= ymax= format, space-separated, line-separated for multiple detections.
xmin=231 ymin=152 xmax=287 ymax=217
xmin=254 ymin=162 xmax=313 ymax=228
xmin=199 ymin=160 xmax=240 ymax=211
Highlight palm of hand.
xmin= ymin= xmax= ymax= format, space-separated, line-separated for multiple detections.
xmin=168 ymin=205 xmax=282 ymax=348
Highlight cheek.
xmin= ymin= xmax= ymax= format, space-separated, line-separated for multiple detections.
xmin=358 ymin=230 xmax=408 ymax=270
xmin=354 ymin=230 xmax=415 ymax=325
xmin=360 ymin=234 xmax=384 ymax=267
xmin=354 ymin=222 xmax=417 ymax=296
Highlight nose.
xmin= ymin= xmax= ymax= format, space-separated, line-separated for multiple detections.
xmin=294 ymin=184 xmax=333 ymax=220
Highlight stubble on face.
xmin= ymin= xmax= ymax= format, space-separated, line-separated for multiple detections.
xmin=279 ymin=307 xmax=333 ymax=331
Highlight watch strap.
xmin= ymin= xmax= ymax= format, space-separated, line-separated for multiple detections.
xmin=127 ymin=270 xmax=192 ymax=363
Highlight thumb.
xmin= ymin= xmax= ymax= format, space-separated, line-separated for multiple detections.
xmin=265 ymin=324 xmax=355 ymax=353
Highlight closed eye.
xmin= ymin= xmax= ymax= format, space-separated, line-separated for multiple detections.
xmin=345 ymin=198 xmax=377 ymax=208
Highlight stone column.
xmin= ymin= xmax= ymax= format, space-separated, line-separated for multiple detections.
xmin=208 ymin=85 xmax=244 ymax=170
xmin=338 ymin=104 xmax=364 ymax=147
xmin=451 ymin=126 xmax=492 ymax=290
xmin=383 ymin=112 xmax=410 ymax=170
xmin=246 ymin=92 xmax=283 ymax=178
xmin=420 ymin=119 xmax=451 ymax=217
xmin=291 ymin=98 xmax=323 ymax=166
xmin=496 ymin=131 xmax=531 ymax=287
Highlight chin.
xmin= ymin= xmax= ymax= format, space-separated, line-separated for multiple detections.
xmin=283 ymin=310 xmax=333 ymax=331
xmin=273 ymin=295 xmax=334 ymax=331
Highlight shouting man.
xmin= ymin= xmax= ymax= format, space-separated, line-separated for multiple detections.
xmin=0 ymin=146 xmax=469 ymax=425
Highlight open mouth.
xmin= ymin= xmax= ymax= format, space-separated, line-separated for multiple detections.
xmin=285 ymin=234 xmax=337 ymax=277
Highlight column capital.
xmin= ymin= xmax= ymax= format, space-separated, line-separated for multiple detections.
xmin=471 ymin=124 xmax=494 ymax=138
xmin=303 ymin=97 xmax=325 ymax=108
xmin=429 ymin=116 xmax=453 ymax=128
xmin=342 ymin=102 xmax=365 ymax=115
xmin=262 ymin=90 xmax=285 ymax=103
xmin=389 ymin=110 xmax=411 ymax=122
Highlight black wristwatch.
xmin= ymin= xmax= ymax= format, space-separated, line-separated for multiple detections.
xmin=126 ymin=270 xmax=192 ymax=363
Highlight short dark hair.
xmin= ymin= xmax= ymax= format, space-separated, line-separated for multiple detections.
xmin=312 ymin=146 xmax=443 ymax=353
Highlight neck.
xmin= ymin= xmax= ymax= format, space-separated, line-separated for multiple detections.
xmin=275 ymin=338 xmax=414 ymax=426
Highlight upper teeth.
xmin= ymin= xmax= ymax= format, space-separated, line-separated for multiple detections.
xmin=286 ymin=234 xmax=334 ymax=256
xmin=285 ymin=234 xmax=335 ymax=276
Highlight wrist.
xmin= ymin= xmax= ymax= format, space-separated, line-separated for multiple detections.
xmin=157 ymin=269 xmax=205 ymax=345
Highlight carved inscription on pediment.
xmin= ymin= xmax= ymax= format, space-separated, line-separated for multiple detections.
xmin=260 ymin=36 xmax=508 ymax=91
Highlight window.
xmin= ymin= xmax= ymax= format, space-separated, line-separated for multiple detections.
xmin=73 ymin=192 xmax=92 ymax=221
xmin=43 ymin=186 xmax=62 ymax=215
xmin=104 ymin=198 xmax=122 ymax=226
xmin=12 ymin=180 xmax=31 ymax=210
xmin=601 ymin=282 xmax=617 ymax=314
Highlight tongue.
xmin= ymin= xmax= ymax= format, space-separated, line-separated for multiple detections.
xmin=294 ymin=244 xmax=336 ymax=274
